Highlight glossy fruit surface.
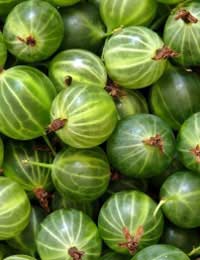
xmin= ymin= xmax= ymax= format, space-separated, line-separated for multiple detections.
xmin=37 ymin=209 xmax=102 ymax=260
xmin=113 ymin=89 xmax=148 ymax=119
xmin=3 ymin=0 xmax=64 ymax=63
xmin=45 ymin=0 xmax=80 ymax=6
xmin=0 ymin=177 xmax=31 ymax=240
xmin=3 ymin=140 xmax=53 ymax=192
xmin=52 ymin=147 xmax=110 ymax=201
xmin=177 ymin=112 xmax=200 ymax=173
xmin=0 ymin=0 xmax=23 ymax=16
xmin=150 ymin=65 xmax=200 ymax=130
xmin=161 ymin=223 xmax=200 ymax=253
xmin=52 ymin=192 xmax=93 ymax=217
xmin=4 ymin=256 xmax=36 ymax=260
xmin=107 ymin=114 xmax=175 ymax=178
xmin=100 ymin=0 xmax=157 ymax=32
xmin=100 ymin=251 xmax=130 ymax=260
xmin=60 ymin=2 xmax=105 ymax=52
xmin=98 ymin=191 xmax=164 ymax=255
xmin=159 ymin=171 xmax=200 ymax=228
xmin=49 ymin=49 xmax=107 ymax=92
xmin=7 ymin=207 xmax=45 ymax=256
xmin=50 ymin=83 xmax=118 ymax=148
xmin=164 ymin=1 xmax=200 ymax=66
xmin=0 ymin=66 xmax=56 ymax=140
xmin=131 ymin=244 xmax=190 ymax=260
xmin=103 ymin=26 xmax=169 ymax=89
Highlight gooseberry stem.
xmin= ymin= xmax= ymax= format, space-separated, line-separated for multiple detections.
xmin=43 ymin=135 xmax=56 ymax=157
xmin=188 ymin=246 xmax=200 ymax=256
xmin=22 ymin=159 xmax=53 ymax=169
xmin=153 ymin=199 xmax=166 ymax=217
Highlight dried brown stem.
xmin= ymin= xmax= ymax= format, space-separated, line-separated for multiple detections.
xmin=34 ymin=188 xmax=52 ymax=213
xmin=68 ymin=247 xmax=84 ymax=260
xmin=17 ymin=35 xmax=36 ymax=46
xmin=47 ymin=118 xmax=67 ymax=133
xmin=119 ymin=226 xmax=144 ymax=255
xmin=153 ymin=46 xmax=179 ymax=61
xmin=105 ymin=82 xmax=126 ymax=98
xmin=32 ymin=145 xmax=52 ymax=153
xmin=191 ymin=145 xmax=200 ymax=163
xmin=64 ymin=76 xmax=73 ymax=86
xmin=175 ymin=9 xmax=198 ymax=24
xmin=143 ymin=134 xmax=164 ymax=153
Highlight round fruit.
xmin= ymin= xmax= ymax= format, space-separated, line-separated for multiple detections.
xmin=49 ymin=49 xmax=107 ymax=92
xmin=60 ymin=2 xmax=105 ymax=52
xmin=103 ymin=26 xmax=177 ymax=89
xmin=0 ymin=32 xmax=7 ymax=68
xmin=3 ymin=140 xmax=53 ymax=211
xmin=0 ymin=66 xmax=56 ymax=140
xmin=98 ymin=191 xmax=164 ymax=255
xmin=52 ymin=147 xmax=110 ymax=201
xmin=131 ymin=244 xmax=190 ymax=260
xmin=0 ymin=177 xmax=31 ymax=240
xmin=45 ymin=0 xmax=80 ymax=6
xmin=150 ymin=66 xmax=200 ymax=130
xmin=50 ymin=83 xmax=118 ymax=148
xmin=106 ymin=84 xmax=148 ymax=119
xmin=177 ymin=112 xmax=200 ymax=173
xmin=4 ymin=256 xmax=36 ymax=260
xmin=7 ymin=207 xmax=45 ymax=256
xmin=37 ymin=209 xmax=102 ymax=260
xmin=100 ymin=0 xmax=157 ymax=32
xmin=164 ymin=1 xmax=200 ymax=67
xmin=52 ymin=192 xmax=93 ymax=217
xmin=0 ymin=0 xmax=23 ymax=16
xmin=158 ymin=171 xmax=200 ymax=228
xmin=100 ymin=251 xmax=129 ymax=260
xmin=3 ymin=0 xmax=64 ymax=63
xmin=161 ymin=223 xmax=200 ymax=254
xmin=107 ymin=114 xmax=175 ymax=178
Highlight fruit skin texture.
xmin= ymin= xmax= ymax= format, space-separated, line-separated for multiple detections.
xmin=52 ymin=192 xmax=93 ymax=217
xmin=177 ymin=112 xmax=200 ymax=174
xmin=114 ymin=90 xmax=148 ymax=119
xmin=4 ymin=256 xmax=36 ymax=260
xmin=100 ymin=0 xmax=157 ymax=32
xmin=50 ymin=83 xmax=118 ymax=148
xmin=98 ymin=191 xmax=164 ymax=255
xmin=3 ymin=140 xmax=53 ymax=193
xmin=160 ymin=171 xmax=200 ymax=228
xmin=164 ymin=1 xmax=200 ymax=67
xmin=0 ymin=0 xmax=23 ymax=16
xmin=100 ymin=251 xmax=129 ymax=260
xmin=0 ymin=177 xmax=31 ymax=240
xmin=131 ymin=244 xmax=190 ymax=260
xmin=107 ymin=114 xmax=175 ymax=178
xmin=150 ymin=66 xmax=200 ymax=130
xmin=60 ymin=2 xmax=105 ymax=52
xmin=161 ymin=223 xmax=200 ymax=254
xmin=7 ymin=207 xmax=45 ymax=256
xmin=0 ymin=66 xmax=56 ymax=140
xmin=0 ymin=32 xmax=7 ymax=68
xmin=103 ymin=26 xmax=167 ymax=89
xmin=49 ymin=49 xmax=107 ymax=92
xmin=45 ymin=0 xmax=80 ymax=6
xmin=37 ymin=209 xmax=102 ymax=260
xmin=52 ymin=147 xmax=111 ymax=201
xmin=3 ymin=0 xmax=64 ymax=63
